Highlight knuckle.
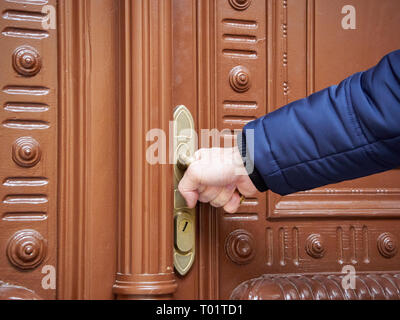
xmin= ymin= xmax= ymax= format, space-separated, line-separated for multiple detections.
xmin=210 ymin=199 xmax=223 ymax=208
xmin=224 ymin=204 xmax=238 ymax=214
xmin=209 ymin=202 xmax=219 ymax=208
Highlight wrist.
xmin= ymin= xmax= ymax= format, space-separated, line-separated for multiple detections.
xmin=231 ymin=144 xmax=247 ymax=178
xmin=235 ymin=130 xmax=269 ymax=192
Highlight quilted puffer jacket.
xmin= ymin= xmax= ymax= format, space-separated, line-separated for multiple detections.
xmin=237 ymin=50 xmax=400 ymax=195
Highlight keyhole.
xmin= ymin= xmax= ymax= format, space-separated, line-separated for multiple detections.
xmin=182 ymin=221 xmax=188 ymax=232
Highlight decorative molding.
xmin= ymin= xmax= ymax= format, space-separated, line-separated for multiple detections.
xmin=0 ymin=281 xmax=41 ymax=300
xmin=305 ymin=234 xmax=325 ymax=259
xmin=112 ymin=0 xmax=177 ymax=299
xmin=229 ymin=66 xmax=251 ymax=93
xmin=12 ymin=137 xmax=41 ymax=167
xmin=7 ymin=229 xmax=47 ymax=270
xmin=12 ymin=46 xmax=42 ymax=77
xmin=57 ymin=0 xmax=91 ymax=300
xmin=265 ymin=227 xmax=273 ymax=266
xmin=228 ymin=0 xmax=252 ymax=11
xmin=278 ymin=0 xmax=289 ymax=103
xmin=57 ymin=0 xmax=118 ymax=299
xmin=0 ymin=0 xmax=57 ymax=299
xmin=306 ymin=0 xmax=316 ymax=95
xmin=218 ymin=0 xmax=266 ymax=215
xmin=231 ymin=273 xmax=400 ymax=300
xmin=278 ymin=227 xmax=286 ymax=266
xmin=260 ymin=223 xmax=400 ymax=272
xmin=57 ymin=0 xmax=93 ymax=300
xmin=225 ymin=229 xmax=255 ymax=265
xmin=377 ymin=232 xmax=398 ymax=259
xmin=216 ymin=0 xmax=267 ymax=299
xmin=270 ymin=188 xmax=400 ymax=219
xmin=196 ymin=0 xmax=219 ymax=300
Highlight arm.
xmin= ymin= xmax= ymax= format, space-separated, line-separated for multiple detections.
xmin=239 ymin=49 xmax=400 ymax=195
xmin=178 ymin=50 xmax=400 ymax=212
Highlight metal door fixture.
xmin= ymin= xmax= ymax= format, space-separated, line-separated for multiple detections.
xmin=173 ymin=105 xmax=196 ymax=276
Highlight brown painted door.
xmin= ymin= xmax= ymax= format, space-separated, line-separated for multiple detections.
xmin=1 ymin=0 xmax=399 ymax=300
xmin=172 ymin=0 xmax=400 ymax=299
xmin=0 ymin=0 xmax=58 ymax=300
xmin=0 ymin=0 xmax=119 ymax=300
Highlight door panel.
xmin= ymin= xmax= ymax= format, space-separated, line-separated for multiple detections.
xmin=173 ymin=0 xmax=400 ymax=299
xmin=0 ymin=0 xmax=119 ymax=300
xmin=1 ymin=0 xmax=399 ymax=300
xmin=0 ymin=0 xmax=57 ymax=299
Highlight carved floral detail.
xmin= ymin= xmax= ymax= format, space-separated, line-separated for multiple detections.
xmin=231 ymin=273 xmax=400 ymax=300
xmin=225 ymin=229 xmax=255 ymax=264
xmin=12 ymin=46 xmax=42 ymax=77
xmin=229 ymin=66 xmax=251 ymax=93
xmin=377 ymin=232 xmax=397 ymax=258
xmin=12 ymin=137 xmax=41 ymax=168
xmin=228 ymin=0 xmax=252 ymax=11
xmin=6 ymin=229 xmax=47 ymax=270
xmin=305 ymin=234 xmax=325 ymax=259
xmin=0 ymin=281 xmax=41 ymax=300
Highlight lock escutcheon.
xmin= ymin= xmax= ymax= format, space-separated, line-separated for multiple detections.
xmin=173 ymin=105 xmax=196 ymax=276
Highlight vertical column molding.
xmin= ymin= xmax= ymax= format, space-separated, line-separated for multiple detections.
xmin=113 ymin=0 xmax=177 ymax=299
xmin=57 ymin=0 xmax=118 ymax=299
xmin=306 ymin=0 xmax=316 ymax=95
xmin=197 ymin=0 xmax=219 ymax=300
xmin=58 ymin=0 xmax=91 ymax=299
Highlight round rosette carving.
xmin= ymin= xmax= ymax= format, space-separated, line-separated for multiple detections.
xmin=225 ymin=229 xmax=255 ymax=264
xmin=305 ymin=234 xmax=325 ymax=259
xmin=229 ymin=65 xmax=251 ymax=93
xmin=7 ymin=230 xmax=47 ymax=270
xmin=12 ymin=137 xmax=41 ymax=168
xmin=377 ymin=232 xmax=397 ymax=258
xmin=228 ymin=0 xmax=252 ymax=11
xmin=12 ymin=46 xmax=42 ymax=77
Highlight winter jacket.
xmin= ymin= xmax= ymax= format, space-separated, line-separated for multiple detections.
xmin=237 ymin=50 xmax=400 ymax=196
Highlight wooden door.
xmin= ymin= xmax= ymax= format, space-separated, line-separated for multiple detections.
xmin=0 ymin=0 xmax=119 ymax=300
xmin=0 ymin=0 xmax=399 ymax=300
xmin=172 ymin=0 xmax=400 ymax=299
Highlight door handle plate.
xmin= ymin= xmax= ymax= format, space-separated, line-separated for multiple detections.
xmin=173 ymin=105 xmax=196 ymax=276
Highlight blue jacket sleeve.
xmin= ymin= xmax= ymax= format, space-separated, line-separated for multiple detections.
xmin=237 ymin=49 xmax=400 ymax=195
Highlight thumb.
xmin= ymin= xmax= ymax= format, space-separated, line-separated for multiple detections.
xmin=178 ymin=166 xmax=201 ymax=208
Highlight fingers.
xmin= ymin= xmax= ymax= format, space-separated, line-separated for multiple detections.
xmin=178 ymin=147 xmax=258 ymax=209
xmin=198 ymin=186 xmax=222 ymax=203
xmin=209 ymin=184 xmax=236 ymax=208
xmin=236 ymin=174 xmax=258 ymax=197
xmin=223 ymin=191 xmax=241 ymax=213
xmin=178 ymin=163 xmax=202 ymax=208
xmin=179 ymin=162 xmax=242 ymax=213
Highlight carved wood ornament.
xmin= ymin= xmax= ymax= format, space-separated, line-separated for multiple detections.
xmin=305 ymin=234 xmax=325 ymax=259
xmin=7 ymin=230 xmax=47 ymax=270
xmin=231 ymin=273 xmax=400 ymax=300
xmin=12 ymin=137 xmax=41 ymax=168
xmin=377 ymin=233 xmax=398 ymax=259
xmin=12 ymin=46 xmax=42 ymax=77
xmin=225 ymin=229 xmax=256 ymax=265
xmin=1 ymin=0 xmax=400 ymax=300
xmin=0 ymin=0 xmax=57 ymax=299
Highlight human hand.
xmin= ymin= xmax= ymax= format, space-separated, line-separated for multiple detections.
xmin=178 ymin=147 xmax=257 ymax=213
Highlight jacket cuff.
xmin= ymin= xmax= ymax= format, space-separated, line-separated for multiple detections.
xmin=236 ymin=131 xmax=269 ymax=192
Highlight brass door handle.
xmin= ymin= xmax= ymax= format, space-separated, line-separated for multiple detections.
xmin=173 ymin=105 xmax=196 ymax=276
xmin=177 ymin=153 xmax=195 ymax=171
